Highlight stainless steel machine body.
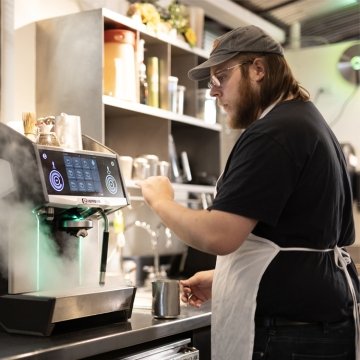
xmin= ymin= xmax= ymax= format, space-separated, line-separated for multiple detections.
xmin=0 ymin=123 xmax=136 ymax=335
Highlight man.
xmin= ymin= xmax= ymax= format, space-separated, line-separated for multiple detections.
xmin=138 ymin=25 xmax=359 ymax=359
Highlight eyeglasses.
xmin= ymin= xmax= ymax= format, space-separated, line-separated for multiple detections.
xmin=207 ymin=61 xmax=251 ymax=89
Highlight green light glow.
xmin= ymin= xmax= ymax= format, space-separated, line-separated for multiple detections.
xmin=340 ymin=0 xmax=358 ymax=5
xmin=351 ymin=56 xmax=360 ymax=71
xmin=79 ymin=237 xmax=83 ymax=285
xmin=68 ymin=214 xmax=82 ymax=220
xmin=36 ymin=216 xmax=40 ymax=290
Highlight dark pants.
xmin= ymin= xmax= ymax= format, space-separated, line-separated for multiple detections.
xmin=252 ymin=318 xmax=355 ymax=360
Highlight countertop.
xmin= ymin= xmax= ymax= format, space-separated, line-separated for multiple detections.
xmin=0 ymin=289 xmax=211 ymax=360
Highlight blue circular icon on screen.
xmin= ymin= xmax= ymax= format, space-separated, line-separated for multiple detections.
xmin=105 ymin=174 xmax=118 ymax=194
xmin=49 ymin=169 xmax=64 ymax=192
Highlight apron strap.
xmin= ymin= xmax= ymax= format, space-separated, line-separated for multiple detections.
xmin=280 ymin=245 xmax=359 ymax=359
xmin=334 ymin=247 xmax=360 ymax=359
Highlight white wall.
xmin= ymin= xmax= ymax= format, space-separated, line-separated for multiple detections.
xmin=285 ymin=41 xmax=360 ymax=162
xmin=1 ymin=0 xmax=129 ymax=128
xmin=14 ymin=0 xmax=131 ymax=28
xmin=1 ymin=0 xmax=15 ymax=128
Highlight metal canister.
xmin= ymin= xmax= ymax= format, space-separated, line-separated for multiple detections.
xmin=152 ymin=279 xmax=180 ymax=319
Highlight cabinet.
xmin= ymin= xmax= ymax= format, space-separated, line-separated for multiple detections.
xmin=35 ymin=8 xmax=221 ymax=194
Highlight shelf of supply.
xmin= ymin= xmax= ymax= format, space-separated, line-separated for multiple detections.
xmin=102 ymin=8 xmax=210 ymax=58
xmin=35 ymin=8 xmax=222 ymax=188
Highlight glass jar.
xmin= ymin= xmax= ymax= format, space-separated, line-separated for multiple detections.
xmin=37 ymin=132 xmax=60 ymax=147
xmin=36 ymin=116 xmax=60 ymax=146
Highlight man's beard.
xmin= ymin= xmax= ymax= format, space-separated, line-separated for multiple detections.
xmin=228 ymin=77 xmax=261 ymax=129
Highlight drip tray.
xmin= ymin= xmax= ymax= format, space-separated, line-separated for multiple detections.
xmin=0 ymin=286 xmax=136 ymax=336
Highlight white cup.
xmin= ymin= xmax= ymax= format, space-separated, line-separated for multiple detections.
xmin=140 ymin=154 xmax=159 ymax=177
xmin=119 ymin=156 xmax=133 ymax=181
xmin=158 ymin=161 xmax=170 ymax=177
xmin=133 ymin=157 xmax=150 ymax=180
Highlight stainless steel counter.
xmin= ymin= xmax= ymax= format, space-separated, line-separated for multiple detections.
xmin=0 ymin=296 xmax=211 ymax=360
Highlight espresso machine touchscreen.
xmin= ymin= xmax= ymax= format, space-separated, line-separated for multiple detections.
xmin=39 ymin=148 xmax=125 ymax=198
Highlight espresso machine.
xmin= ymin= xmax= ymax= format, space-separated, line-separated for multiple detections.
xmin=0 ymin=123 xmax=136 ymax=336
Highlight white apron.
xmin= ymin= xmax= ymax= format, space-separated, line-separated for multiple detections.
xmin=211 ymin=233 xmax=360 ymax=360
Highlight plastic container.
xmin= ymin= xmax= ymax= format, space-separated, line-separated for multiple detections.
xmin=196 ymin=89 xmax=217 ymax=124
xmin=168 ymin=76 xmax=178 ymax=112
xmin=104 ymin=29 xmax=136 ymax=101
xmin=176 ymin=85 xmax=186 ymax=115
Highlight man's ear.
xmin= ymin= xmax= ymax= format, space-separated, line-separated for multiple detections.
xmin=251 ymin=58 xmax=265 ymax=81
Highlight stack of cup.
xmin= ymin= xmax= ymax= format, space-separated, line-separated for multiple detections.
xmin=133 ymin=157 xmax=150 ymax=180
xmin=124 ymin=154 xmax=170 ymax=181
xmin=142 ymin=154 xmax=159 ymax=177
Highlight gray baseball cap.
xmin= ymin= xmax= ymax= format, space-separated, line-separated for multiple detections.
xmin=188 ymin=25 xmax=284 ymax=81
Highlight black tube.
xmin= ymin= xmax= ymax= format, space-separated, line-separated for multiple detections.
xmin=98 ymin=209 xmax=109 ymax=286
xmin=99 ymin=230 xmax=110 ymax=285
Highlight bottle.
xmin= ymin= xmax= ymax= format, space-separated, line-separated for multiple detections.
xmin=138 ymin=39 xmax=148 ymax=105
xmin=146 ymin=57 xmax=159 ymax=108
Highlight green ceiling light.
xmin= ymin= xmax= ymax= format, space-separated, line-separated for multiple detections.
xmin=338 ymin=44 xmax=360 ymax=85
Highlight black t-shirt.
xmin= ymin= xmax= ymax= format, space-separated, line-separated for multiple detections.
xmin=210 ymin=99 xmax=358 ymax=322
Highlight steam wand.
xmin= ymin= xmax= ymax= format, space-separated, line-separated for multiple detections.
xmin=98 ymin=209 xmax=109 ymax=286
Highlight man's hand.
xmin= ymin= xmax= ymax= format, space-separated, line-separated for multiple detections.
xmin=180 ymin=270 xmax=214 ymax=308
xmin=137 ymin=176 xmax=174 ymax=210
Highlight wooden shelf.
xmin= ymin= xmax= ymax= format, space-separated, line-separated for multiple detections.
xmin=103 ymin=95 xmax=222 ymax=132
